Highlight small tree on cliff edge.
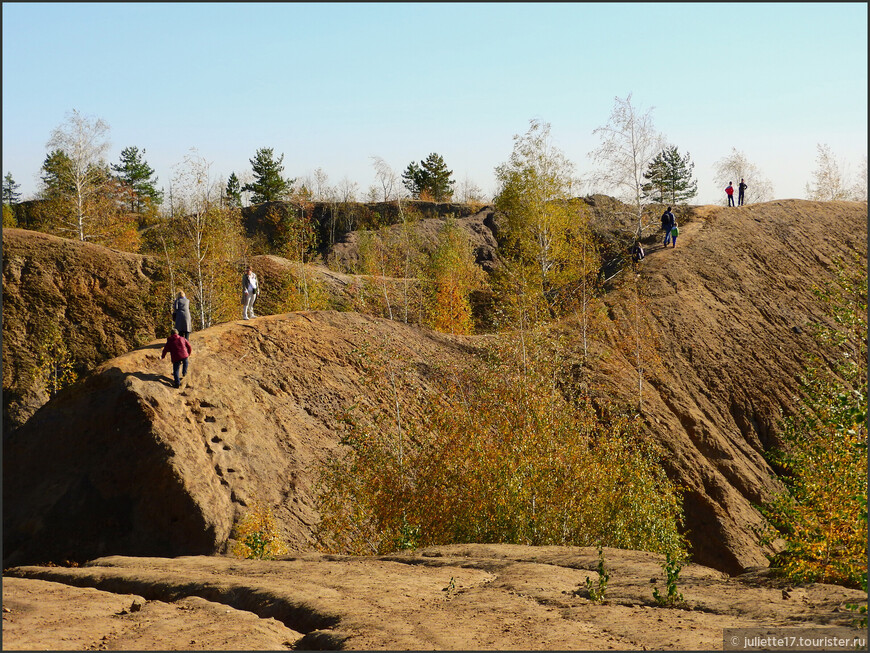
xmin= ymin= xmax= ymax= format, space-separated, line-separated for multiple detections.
xmin=44 ymin=109 xmax=112 ymax=241
xmin=642 ymin=145 xmax=697 ymax=205
xmin=243 ymin=147 xmax=294 ymax=204
xmin=402 ymin=153 xmax=455 ymax=201
xmin=805 ymin=143 xmax=853 ymax=202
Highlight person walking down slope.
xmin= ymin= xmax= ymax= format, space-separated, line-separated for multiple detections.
xmin=171 ymin=290 xmax=192 ymax=340
xmin=661 ymin=206 xmax=676 ymax=247
xmin=738 ymin=178 xmax=747 ymax=206
xmin=670 ymin=221 xmax=679 ymax=248
xmin=161 ymin=328 xmax=192 ymax=389
xmin=241 ymin=265 xmax=259 ymax=320
xmin=726 ymin=182 xmax=735 ymax=207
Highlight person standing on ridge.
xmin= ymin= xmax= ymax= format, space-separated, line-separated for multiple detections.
xmin=661 ymin=206 xmax=676 ymax=247
xmin=738 ymin=178 xmax=747 ymax=206
xmin=242 ymin=264 xmax=259 ymax=320
xmin=670 ymin=220 xmax=679 ymax=248
xmin=171 ymin=290 xmax=192 ymax=340
xmin=726 ymin=182 xmax=735 ymax=207
xmin=161 ymin=328 xmax=192 ymax=389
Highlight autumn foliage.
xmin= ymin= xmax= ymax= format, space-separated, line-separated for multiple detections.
xmin=231 ymin=502 xmax=290 ymax=560
xmin=760 ymin=253 xmax=867 ymax=588
xmin=314 ymin=328 xmax=686 ymax=557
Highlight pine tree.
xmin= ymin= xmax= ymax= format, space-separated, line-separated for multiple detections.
xmin=225 ymin=172 xmax=242 ymax=208
xmin=40 ymin=149 xmax=75 ymax=199
xmin=3 ymin=172 xmax=21 ymax=204
xmin=402 ymin=153 xmax=455 ymax=201
xmin=642 ymin=146 xmax=698 ymax=204
xmin=242 ymin=147 xmax=293 ymax=203
xmin=111 ymin=146 xmax=163 ymax=212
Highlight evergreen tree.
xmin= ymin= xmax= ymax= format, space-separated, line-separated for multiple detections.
xmin=3 ymin=172 xmax=21 ymax=204
xmin=402 ymin=161 xmax=425 ymax=198
xmin=40 ymin=149 xmax=75 ymax=199
xmin=642 ymin=146 xmax=697 ymax=204
xmin=111 ymin=146 xmax=163 ymax=212
xmin=242 ymin=147 xmax=293 ymax=203
xmin=402 ymin=153 xmax=455 ymax=201
xmin=225 ymin=172 xmax=242 ymax=208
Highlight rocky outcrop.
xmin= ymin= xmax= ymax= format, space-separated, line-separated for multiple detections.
xmin=591 ymin=199 xmax=867 ymax=573
xmin=1 ymin=230 xmax=414 ymax=433
xmin=1 ymin=229 xmax=166 ymax=432
xmin=3 ymin=311 xmax=477 ymax=566
xmin=326 ymin=205 xmax=501 ymax=273
xmin=3 ymin=199 xmax=866 ymax=576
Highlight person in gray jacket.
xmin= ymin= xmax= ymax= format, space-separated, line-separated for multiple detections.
xmin=172 ymin=290 xmax=192 ymax=339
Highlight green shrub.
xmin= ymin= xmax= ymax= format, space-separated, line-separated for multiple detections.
xmin=585 ymin=547 xmax=610 ymax=602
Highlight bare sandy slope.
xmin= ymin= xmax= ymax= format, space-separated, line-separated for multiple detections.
xmin=3 ymin=200 xmax=867 ymax=650
xmin=4 ymin=200 xmax=868 ymax=574
xmin=4 ymin=545 xmax=865 ymax=651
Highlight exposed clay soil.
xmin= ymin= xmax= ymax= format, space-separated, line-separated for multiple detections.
xmin=3 ymin=199 xmax=867 ymax=650
xmin=4 ymin=545 xmax=866 ymax=650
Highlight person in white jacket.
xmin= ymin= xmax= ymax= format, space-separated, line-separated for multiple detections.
xmin=241 ymin=265 xmax=259 ymax=319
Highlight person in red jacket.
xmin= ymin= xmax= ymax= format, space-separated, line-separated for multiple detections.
xmin=161 ymin=328 xmax=192 ymax=388
xmin=725 ymin=181 xmax=735 ymax=206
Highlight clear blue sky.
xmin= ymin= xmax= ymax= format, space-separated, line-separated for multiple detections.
xmin=3 ymin=2 xmax=867 ymax=204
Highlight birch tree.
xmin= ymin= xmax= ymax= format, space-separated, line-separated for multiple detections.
xmin=371 ymin=156 xmax=401 ymax=201
xmin=44 ymin=109 xmax=112 ymax=241
xmin=851 ymin=156 xmax=867 ymax=202
xmin=168 ymin=149 xmax=245 ymax=329
xmin=589 ymin=94 xmax=663 ymax=238
xmin=495 ymin=120 xmax=598 ymax=333
xmin=456 ymin=175 xmax=486 ymax=205
xmin=805 ymin=143 xmax=852 ymax=201
xmin=714 ymin=148 xmax=774 ymax=204
xmin=336 ymin=176 xmax=360 ymax=233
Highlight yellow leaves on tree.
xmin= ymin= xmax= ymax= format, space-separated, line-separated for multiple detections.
xmin=314 ymin=328 xmax=686 ymax=558
xmin=422 ymin=218 xmax=486 ymax=335
xmin=761 ymin=252 xmax=867 ymax=588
